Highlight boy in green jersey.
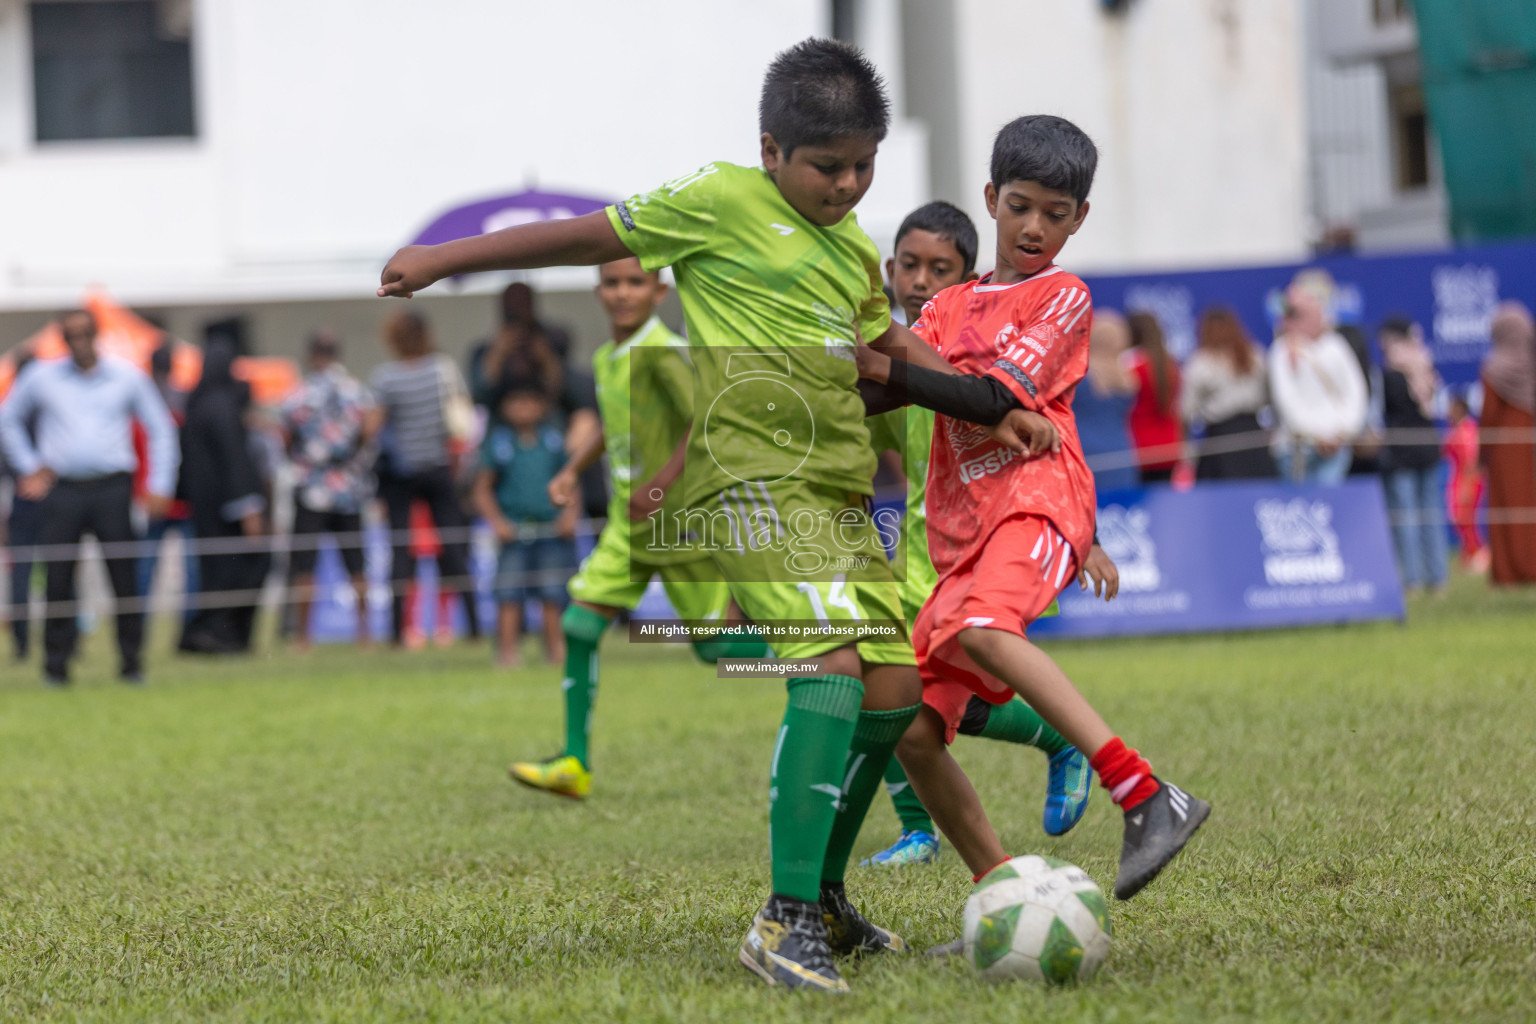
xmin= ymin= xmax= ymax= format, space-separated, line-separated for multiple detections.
xmin=508 ymin=257 xmax=766 ymax=801
xmin=862 ymin=202 xmax=1115 ymax=868
xmin=380 ymin=39 xmax=1047 ymax=992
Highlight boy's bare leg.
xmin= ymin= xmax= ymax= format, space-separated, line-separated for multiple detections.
xmin=496 ymin=603 xmax=522 ymax=667
xmin=351 ymin=576 xmax=371 ymax=648
xmin=957 ymin=628 xmax=1112 ymax=756
xmin=895 ymin=706 xmax=1007 ymax=875
xmin=291 ymin=573 xmax=314 ymax=652
xmin=541 ymin=601 xmax=565 ymax=663
xmin=859 ymin=660 xmax=921 ymax=710
xmin=958 ymin=625 xmax=1210 ymax=902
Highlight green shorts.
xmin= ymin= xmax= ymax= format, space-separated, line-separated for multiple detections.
xmin=893 ymin=529 xmax=939 ymax=627
xmin=567 ymin=519 xmax=733 ymax=621
xmin=696 ymin=479 xmax=915 ymax=664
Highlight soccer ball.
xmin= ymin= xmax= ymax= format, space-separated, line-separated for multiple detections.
xmin=962 ymin=854 xmax=1111 ymax=984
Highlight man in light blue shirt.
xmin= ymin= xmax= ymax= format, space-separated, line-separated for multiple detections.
xmin=0 ymin=309 xmax=180 ymax=685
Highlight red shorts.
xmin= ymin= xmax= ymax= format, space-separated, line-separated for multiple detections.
xmin=915 ymin=515 xmax=1080 ymax=743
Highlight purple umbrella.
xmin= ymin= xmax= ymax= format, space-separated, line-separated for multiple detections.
xmin=410 ymin=189 xmax=613 ymax=247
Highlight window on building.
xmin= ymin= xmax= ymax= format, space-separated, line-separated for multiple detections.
xmin=830 ymin=0 xmax=856 ymax=42
xmin=30 ymin=0 xmax=196 ymax=143
xmin=1372 ymin=0 xmax=1412 ymax=27
xmin=1390 ymin=83 xmax=1431 ymax=190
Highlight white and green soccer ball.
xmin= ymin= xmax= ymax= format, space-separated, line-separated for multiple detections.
xmin=962 ymin=854 xmax=1111 ymax=984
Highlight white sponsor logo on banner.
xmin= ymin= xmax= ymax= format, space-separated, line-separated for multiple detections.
xmin=1431 ymin=263 xmax=1499 ymax=354
xmin=1096 ymin=505 xmax=1161 ymax=593
xmin=1255 ymin=498 xmax=1346 ymax=586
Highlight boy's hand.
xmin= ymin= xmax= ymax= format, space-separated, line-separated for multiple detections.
xmin=987 ymin=409 xmax=1058 ymax=456
xmin=377 ymin=245 xmax=441 ymax=298
xmin=493 ymin=518 xmax=517 ymax=543
xmin=853 ymin=335 xmax=892 ymax=383
xmin=1079 ymin=544 xmax=1119 ymax=601
xmin=556 ymin=506 xmax=578 ymax=540
xmin=547 ymin=467 xmax=579 ymax=508
xmin=18 ymin=468 xmax=55 ymax=501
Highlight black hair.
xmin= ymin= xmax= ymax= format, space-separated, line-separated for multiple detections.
xmin=759 ymin=38 xmax=890 ymax=157
xmin=59 ymin=308 xmax=96 ymax=333
xmin=495 ymin=383 xmax=550 ymax=406
xmin=990 ymin=115 xmax=1098 ymax=205
xmin=1378 ymin=313 xmax=1415 ymax=338
xmin=894 ymin=201 xmax=979 ymax=275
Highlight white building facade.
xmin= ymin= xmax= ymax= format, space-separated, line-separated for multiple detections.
xmin=1 ymin=0 xmax=1314 ymax=361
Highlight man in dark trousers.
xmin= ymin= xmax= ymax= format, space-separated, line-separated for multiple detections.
xmin=0 ymin=309 xmax=180 ymax=685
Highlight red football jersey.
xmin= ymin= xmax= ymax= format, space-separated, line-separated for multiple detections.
xmin=911 ymin=266 xmax=1098 ymax=578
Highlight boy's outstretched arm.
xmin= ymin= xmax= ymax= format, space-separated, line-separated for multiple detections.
xmin=867 ymin=320 xmax=960 ymax=378
xmin=379 ymin=212 xmax=632 ymax=298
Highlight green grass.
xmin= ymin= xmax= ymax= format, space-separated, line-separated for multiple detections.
xmin=3 ymin=575 xmax=1535 ymax=1023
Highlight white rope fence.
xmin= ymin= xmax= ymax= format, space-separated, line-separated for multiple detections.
xmin=2 ymin=425 xmax=1533 ymax=624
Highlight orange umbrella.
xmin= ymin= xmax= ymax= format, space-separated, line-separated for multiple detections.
xmin=0 ymin=291 xmax=300 ymax=405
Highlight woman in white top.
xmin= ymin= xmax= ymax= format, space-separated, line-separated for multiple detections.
xmin=1267 ymin=287 xmax=1368 ymax=484
xmin=1182 ymin=307 xmax=1276 ymax=480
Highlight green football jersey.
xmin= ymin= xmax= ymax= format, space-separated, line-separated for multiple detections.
xmin=606 ymin=162 xmax=892 ymax=508
xmin=867 ymin=404 xmax=936 ymax=592
xmin=591 ymin=315 xmax=698 ymax=565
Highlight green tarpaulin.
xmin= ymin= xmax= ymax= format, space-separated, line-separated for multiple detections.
xmin=1414 ymin=0 xmax=1536 ymax=241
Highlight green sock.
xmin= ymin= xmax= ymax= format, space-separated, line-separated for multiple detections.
xmin=560 ymin=604 xmax=612 ymax=769
xmin=883 ymin=757 xmax=936 ymax=835
xmin=978 ymin=697 xmax=1069 ymax=756
xmin=770 ymin=675 xmax=865 ymax=903
xmin=690 ymin=625 xmax=770 ymax=664
xmin=821 ymin=703 xmax=922 ymax=884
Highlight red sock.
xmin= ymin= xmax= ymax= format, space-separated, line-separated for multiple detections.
xmin=1090 ymin=737 xmax=1160 ymax=811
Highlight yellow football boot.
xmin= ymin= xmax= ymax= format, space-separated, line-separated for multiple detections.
xmin=508 ymin=755 xmax=592 ymax=799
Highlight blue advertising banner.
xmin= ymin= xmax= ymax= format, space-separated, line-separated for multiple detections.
xmin=1082 ymin=238 xmax=1536 ymax=386
xmin=307 ymin=482 xmax=1404 ymax=643
xmin=1031 ymin=479 xmax=1405 ymax=638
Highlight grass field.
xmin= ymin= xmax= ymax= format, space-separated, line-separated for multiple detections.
xmin=3 ymin=575 xmax=1534 ymax=1023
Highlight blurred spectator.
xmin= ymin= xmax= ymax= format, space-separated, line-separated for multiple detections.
xmin=469 ymin=282 xmax=565 ymax=405
xmin=1479 ymin=301 xmax=1536 ymax=585
xmin=1337 ymin=324 xmax=1385 ymax=477
xmin=1443 ymin=391 xmax=1489 ymax=573
xmin=135 ymin=338 xmax=199 ymax=615
xmin=0 ymin=309 xmax=178 ymax=685
xmin=178 ymin=340 xmax=270 ymax=654
xmin=1074 ymin=312 xmax=1139 ymax=494
xmin=1182 ymin=307 xmax=1276 ymax=480
xmin=1 ymin=348 xmax=40 ymax=662
xmin=468 ymin=283 xmax=605 ymax=518
xmin=1377 ymin=316 xmax=1447 ymax=594
xmin=1125 ymin=311 xmax=1184 ymax=485
xmin=281 ymin=331 xmax=379 ymax=650
xmin=472 ymin=385 xmax=576 ymax=667
xmin=371 ymin=310 xmax=477 ymax=645
xmin=1268 ymin=284 xmax=1368 ymax=484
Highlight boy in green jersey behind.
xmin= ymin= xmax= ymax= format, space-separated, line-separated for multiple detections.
xmin=508 ymin=257 xmax=766 ymax=801
xmin=380 ymin=39 xmax=1047 ymax=993
xmin=862 ymin=202 xmax=1116 ymax=868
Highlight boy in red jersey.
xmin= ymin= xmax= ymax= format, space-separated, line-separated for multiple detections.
xmin=858 ymin=115 xmax=1209 ymax=901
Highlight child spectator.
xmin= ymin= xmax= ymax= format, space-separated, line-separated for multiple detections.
xmin=1443 ymin=391 xmax=1488 ymax=573
xmin=1125 ymin=311 xmax=1184 ymax=484
xmin=1182 ymin=306 xmax=1275 ymax=480
xmin=473 ymin=385 xmax=576 ymax=667
xmin=1075 ymin=311 xmax=1139 ymax=494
